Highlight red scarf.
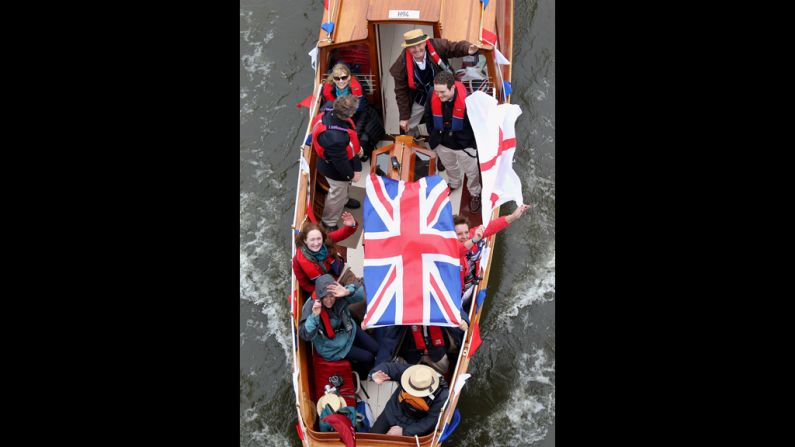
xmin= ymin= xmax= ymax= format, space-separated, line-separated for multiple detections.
xmin=313 ymin=291 xmax=336 ymax=339
xmin=406 ymin=40 xmax=443 ymax=90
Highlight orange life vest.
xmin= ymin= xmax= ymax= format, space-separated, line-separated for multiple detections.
xmin=322 ymin=76 xmax=364 ymax=101
xmin=410 ymin=325 xmax=445 ymax=353
xmin=431 ymin=81 xmax=467 ymax=132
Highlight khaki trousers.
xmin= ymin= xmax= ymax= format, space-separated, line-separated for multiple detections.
xmin=434 ymin=144 xmax=481 ymax=195
xmin=322 ymin=177 xmax=350 ymax=227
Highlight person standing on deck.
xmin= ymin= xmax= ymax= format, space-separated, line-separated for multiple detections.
xmin=312 ymin=95 xmax=363 ymax=231
xmin=424 ymin=71 xmax=482 ymax=211
xmin=390 ymin=29 xmax=478 ymax=137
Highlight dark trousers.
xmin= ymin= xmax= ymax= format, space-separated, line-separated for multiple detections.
xmin=369 ymin=409 xmax=393 ymax=434
xmin=344 ymin=328 xmax=379 ymax=365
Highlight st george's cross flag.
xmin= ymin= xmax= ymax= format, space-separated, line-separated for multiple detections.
xmin=465 ymin=91 xmax=524 ymax=226
xmin=362 ymin=174 xmax=463 ymax=329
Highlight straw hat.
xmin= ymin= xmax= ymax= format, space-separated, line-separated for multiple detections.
xmin=400 ymin=364 xmax=440 ymax=397
xmin=316 ymin=393 xmax=347 ymax=414
xmin=401 ymin=29 xmax=430 ymax=47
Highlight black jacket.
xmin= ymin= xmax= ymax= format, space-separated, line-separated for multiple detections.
xmin=316 ymin=112 xmax=363 ymax=181
xmin=423 ymin=88 xmax=477 ymax=150
xmin=367 ymin=361 xmax=449 ymax=436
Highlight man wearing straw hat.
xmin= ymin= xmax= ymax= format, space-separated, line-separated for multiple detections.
xmin=366 ymin=363 xmax=450 ymax=436
xmin=390 ymin=29 xmax=478 ymax=136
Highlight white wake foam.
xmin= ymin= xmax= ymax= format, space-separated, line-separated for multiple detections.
xmin=498 ymin=252 xmax=555 ymax=326
xmin=239 ymin=190 xmax=292 ymax=361
xmin=461 ymin=349 xmax=555 ymax=446
xmin=240 ymin=420 xmax=292 ymax=447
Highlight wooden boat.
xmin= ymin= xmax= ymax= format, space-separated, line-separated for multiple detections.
xmin=289 ymin=1 xmax=515 ymax=445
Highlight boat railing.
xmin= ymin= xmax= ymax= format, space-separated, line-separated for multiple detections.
xmin=353 ymin=73 xmax=496 ymax=97
xmin=354 ymin=73 xmax=377 ymax=95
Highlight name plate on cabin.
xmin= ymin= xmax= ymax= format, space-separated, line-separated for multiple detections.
xmin=388 ymin=10 xmax=420 ymax=19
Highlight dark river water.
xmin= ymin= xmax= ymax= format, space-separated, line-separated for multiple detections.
xmin=240 ymin=0 xmax=554 ymax=445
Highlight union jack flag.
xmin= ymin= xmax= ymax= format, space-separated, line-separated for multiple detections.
xmin=362 ymin=174 xmax=463 ymax=329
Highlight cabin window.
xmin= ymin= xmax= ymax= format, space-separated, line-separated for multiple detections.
xmin=374 ymin=151 xmax=391 ymax=177
xmin=412 ymin=150 xmax=431 ymax=180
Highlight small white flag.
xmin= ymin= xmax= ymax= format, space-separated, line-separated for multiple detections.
xmin=453 ymin=373 xmax=471 ymax=396
xmin=299 ymin=155 xmax=310 ymax=173
xmin=494 ymin=46 xmax=510 ymax=65
xmin=308 ymin=46 xmax=318 ymax=71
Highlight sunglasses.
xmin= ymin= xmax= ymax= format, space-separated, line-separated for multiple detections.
xmin=332 ymin=75 xmax=349 ymax=81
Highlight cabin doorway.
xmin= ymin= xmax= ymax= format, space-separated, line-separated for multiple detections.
xmin=376 ymin=23 xmax=434 ymax=136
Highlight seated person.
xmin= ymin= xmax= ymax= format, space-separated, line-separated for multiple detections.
xmin=374 ymin=319 xmax=469 ymax=375
xmin=367 ymin=363 xmax=450 ymax=437
xmin=292 ymin=212 xmax=358 ymax=295
xmin=319 ymin=63 xmax=385 ymax=162
xmin=299 ymin=274 xmax=378 ymax=367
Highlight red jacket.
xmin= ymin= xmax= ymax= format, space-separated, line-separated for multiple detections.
xmin=293 ymin=223 xmax=357 ymax=293
xmin=458 ymin=216 xmax=510 ymax=288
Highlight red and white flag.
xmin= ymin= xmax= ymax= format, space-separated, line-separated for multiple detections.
xmin=480 ymin=28 xmax=497 ymax=47
xmin=465 ymin=91 xmax=524 ymax=225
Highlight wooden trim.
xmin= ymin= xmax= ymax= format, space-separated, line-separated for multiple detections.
xmin=483 ymin=50 xmax=500 ymax=100
xmin=391 ymin=136 xmax=411 ymax=180
xmin=369 ymin=144 xmax=395 ymax=175
xmin=367 ymin=23 xmax=384 ymax=114
xmin=496 ymin=0 xmax=514 ymax=102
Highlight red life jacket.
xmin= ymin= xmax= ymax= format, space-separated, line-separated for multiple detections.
xmin=410 ymin=325 xmax=445 ymax=353
xmin=294 ymin=247 xmax=340 ymax=282
xmin=406 ymin=40 xmax=445 ymax=90
xmin=311 ymin=112 xmax=360 ymax=160
xmin=312 ymin=291 xmax=337 ymax=340
xmin=431 ymin=81 xmax=467 ymax=132
xmin=322 ymin=76 xmax=364 ymax=101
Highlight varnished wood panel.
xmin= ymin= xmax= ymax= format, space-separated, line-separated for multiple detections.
xmin=439 ymin=0 xmax=496 ymax=49
xmin=496 ymin=0 xmax=514 ymax=96
xmin=318 ymin=0 xmax=370 ymax=47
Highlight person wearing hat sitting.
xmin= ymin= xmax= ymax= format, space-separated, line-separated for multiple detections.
xmin=390 ymin=29 xmax=478 ymax=136
xmin=366 ymin=363 xmax=450 ymax=437
xmin=299 ymin=274 xmax=378 ymax=366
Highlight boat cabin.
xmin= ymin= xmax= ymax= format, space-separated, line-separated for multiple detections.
xmin=291 ymin=1 xmax=515 ymax=445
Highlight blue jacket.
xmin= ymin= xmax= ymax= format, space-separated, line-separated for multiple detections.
xmin=298 ymin=285 xmax=364 ymax=361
